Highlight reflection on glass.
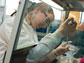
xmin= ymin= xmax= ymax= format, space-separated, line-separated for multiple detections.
xmin=9 ymin=1 xmax=84 ymax=63
xmin=11 ymin=0 xmax=56 ymax=63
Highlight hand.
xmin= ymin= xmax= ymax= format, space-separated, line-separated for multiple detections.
xmin=54 ymin=41 xmax=72 ymax=56
xmin=58 ymin=17 xmax=77 ymax=36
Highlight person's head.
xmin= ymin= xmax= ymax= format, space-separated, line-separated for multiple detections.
xmin=25 ymin=2 xmax=54 ymax=29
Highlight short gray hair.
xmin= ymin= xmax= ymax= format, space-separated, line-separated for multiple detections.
xmin=27 ymin=2 xmax=53 ymax=14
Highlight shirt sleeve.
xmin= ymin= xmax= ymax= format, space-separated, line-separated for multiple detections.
xmin=26 ymin=29 xmax=64 ymax=63
xmin=39 ymin=49 xmax=57 ymax=63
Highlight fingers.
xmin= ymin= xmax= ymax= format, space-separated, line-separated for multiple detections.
xmin=59 ymin=17 xmax=77 ymax=36
xmin=72 ymin=21 xmax=77 ymax=27
xmin=64 ymin=17 xmax=77 ymax=29
xmin=55 ymin=47 xmax=69 ymax=56
xmin=63 ymin=47 xmax=69 ymax=52
xmin=64 ymin=17 xmax=74 ymax=24
xmin=62 ymin=41 xmax=72 ymax=47
xmin=68 ymin=19 xmax=76 ymax=25
xmin=67 ymin=41 xmax=72 ymax=44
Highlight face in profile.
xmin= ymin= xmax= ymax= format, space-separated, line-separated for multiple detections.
xmin=30 ymin=8 xmax=54 ymax=29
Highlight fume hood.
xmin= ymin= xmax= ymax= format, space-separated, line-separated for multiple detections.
xmin=53 ymin=0 xmax=84 ymax=12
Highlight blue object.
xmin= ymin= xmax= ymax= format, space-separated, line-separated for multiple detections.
xmin=36 ymin=28 xmax=47 ymax=33
xmin=62 ymin=54 xmax=67 ymax=56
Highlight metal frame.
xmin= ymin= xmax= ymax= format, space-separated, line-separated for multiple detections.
xmin=4 ymin=0 xmax=27 ymax=63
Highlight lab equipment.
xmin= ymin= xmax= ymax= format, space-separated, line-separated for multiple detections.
xmin=58 ymin=44 xmax=79 ymax=63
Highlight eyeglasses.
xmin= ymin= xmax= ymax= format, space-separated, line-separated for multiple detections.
xmin=42 ymin=11 xmax=51 ymax=27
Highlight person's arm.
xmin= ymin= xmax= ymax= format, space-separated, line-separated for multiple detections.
xmin=26 ymin=18 xmax=77 ymax=63
xmin=39 ymin=49 xmax=57 ymax=63
xmin=39 ymin=41 xmax=72 ymax=63
xmin=26 ymin=29 xmax=63 ymax=63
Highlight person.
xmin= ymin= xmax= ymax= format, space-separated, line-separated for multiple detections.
xmin=0 ymin=1 xmax=77 ymax=63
